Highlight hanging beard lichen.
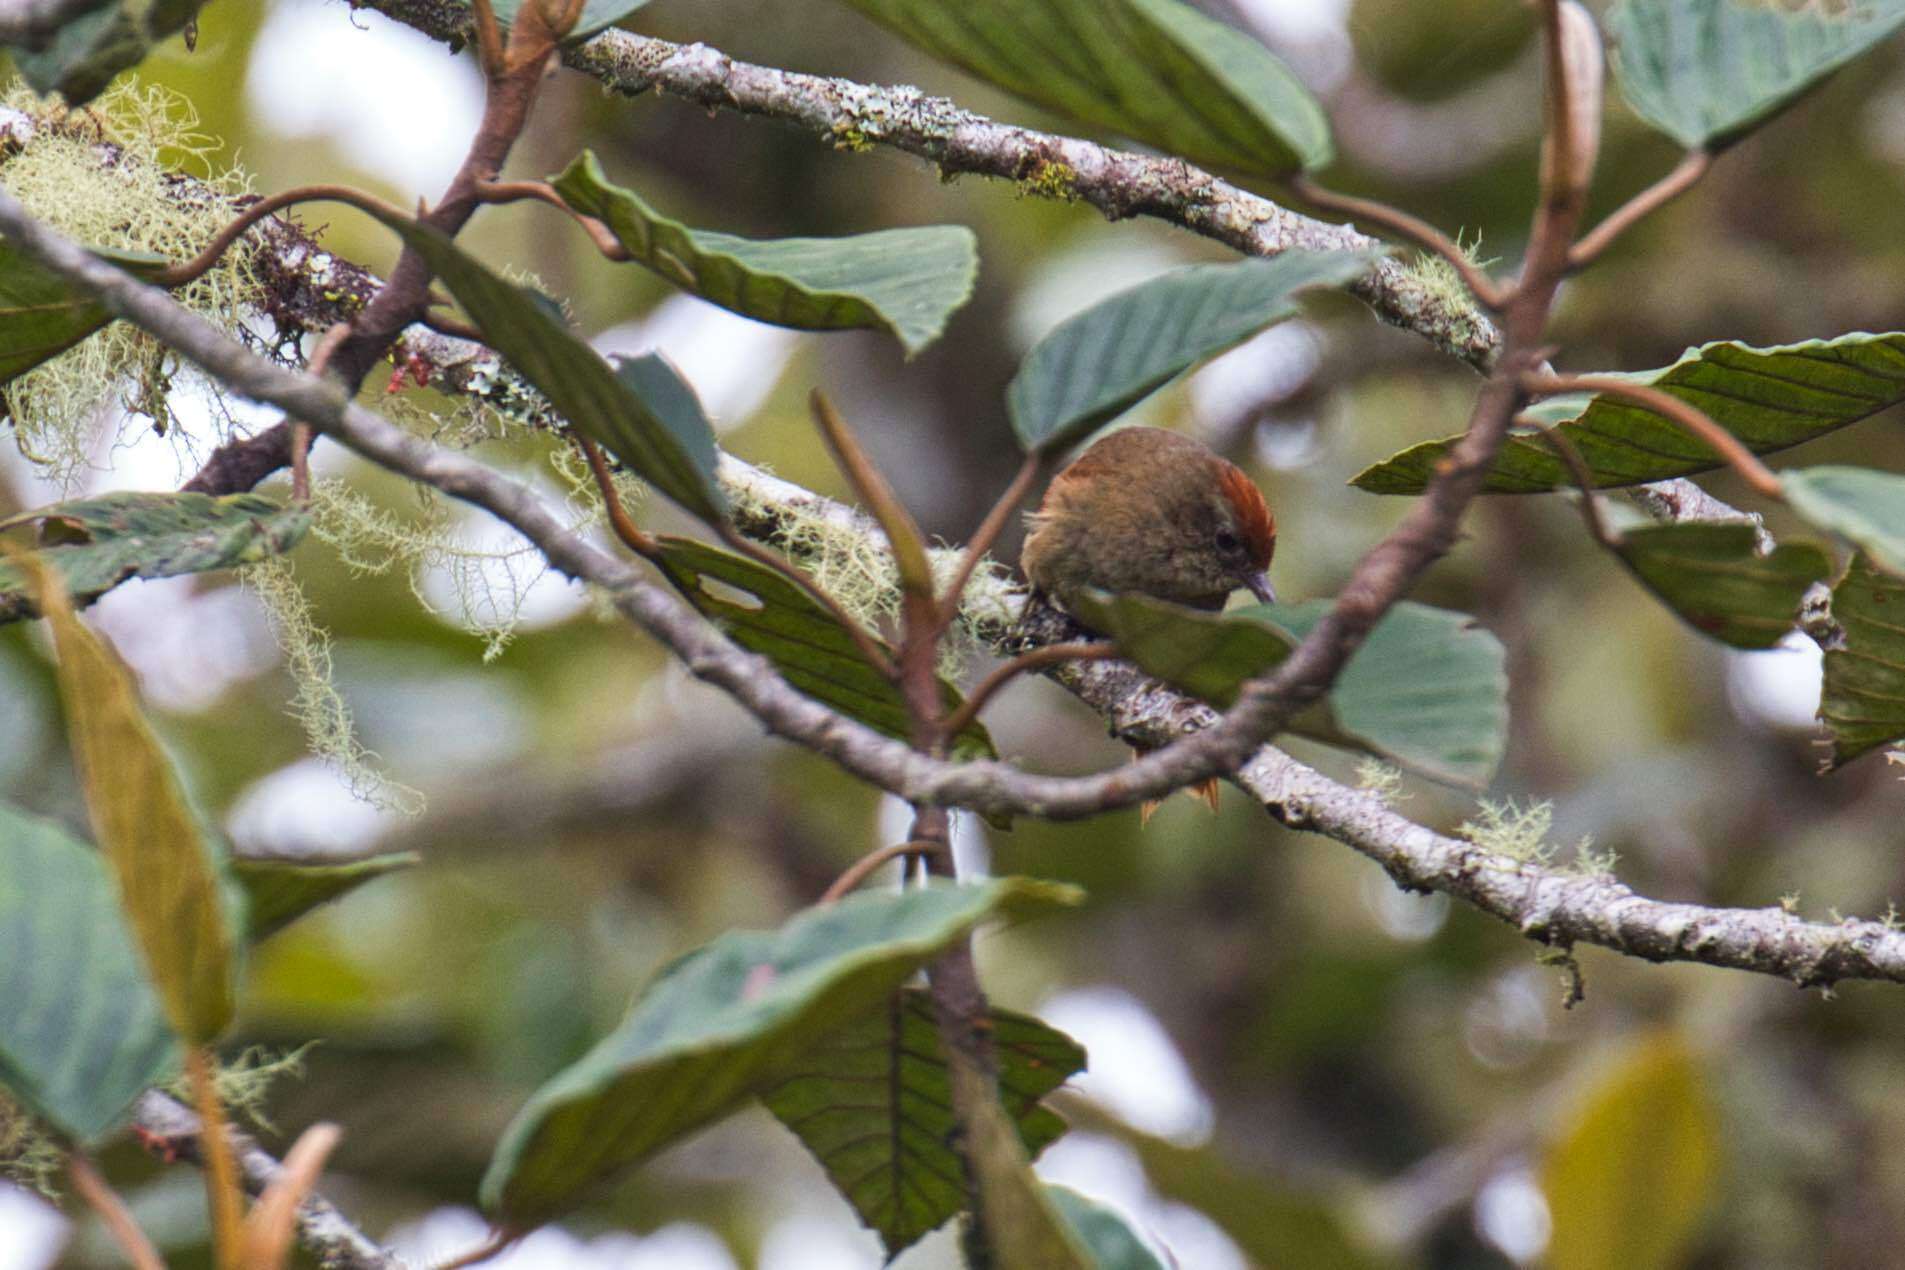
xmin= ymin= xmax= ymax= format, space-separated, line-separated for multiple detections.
xmin=243 ymin=555 xmax=425 ymax=817
xmin=0 ymin=79 xmax=261 ymax=488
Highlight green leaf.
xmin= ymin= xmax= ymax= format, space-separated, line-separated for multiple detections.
xmin=551 ymin=152 xmax=979 ymax=357
xmin=1783 ymin=466 xmax=1905 ymax=578
xmin=0 ymin=239 xmax=167 ymax=387
xmin=9 ymin=0 xmax=205 ymax=106
xmin=652 ymin=535 xmax=996 ymax=760
xmin=1540 ymin=1034 xmax=1719 ymax=1270
xmin=1820 ymin=554 xmax=1905 ymax=767
xmin=762 ymin=988 xmax=1085 ymax=1257
xmin=0 ymin=803 xmax=177 ymax=1143
xmin=835 ymin=0 xmax=1331 ymax=175
xmin=366 ymin=211 xmax=727 ymax=523
xmin=1008 ymin=251 xmax=1378 ymax=453
xmin=490 ymin=0 xmax=651 ymax=43
xmin=0 ymin=491 xmax=311 ymax=626
xmin=1614 ymin=521 xmax=1832 ymax=650
xmin=1608 ymin=0 xmax=1905 ymax=150
xmin=1048 ymin=1186 xmax=1168 ymax=1270
xmin=24 ymin=556 xmax=237 ymax=1044
xmin=479 ymin=879 xmax=1082 ymax=1226
xmin=232 ymin=852 xmax=419 ymax=942
xmin=1067 ymin=592 xmax=1507 ymax=788
xmin=1352 ymin=333 xmax=1905 ymax=495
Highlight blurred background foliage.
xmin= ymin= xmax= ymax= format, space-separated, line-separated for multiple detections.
xmin=4 ymin=0 xmax=1905 ymax=1266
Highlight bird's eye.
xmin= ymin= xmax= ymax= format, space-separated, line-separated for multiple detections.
xmin=1215 ymin=530 xmax=1241 ymax=553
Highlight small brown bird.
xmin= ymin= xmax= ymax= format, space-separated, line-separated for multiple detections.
xmin=1021 ymin=425 xmax=1278 ymax=821
xmin=1022 ymin=425 xmax=1277 ymax=613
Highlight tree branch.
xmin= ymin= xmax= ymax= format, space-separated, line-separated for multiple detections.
xmin=131 ymin=1091 xmax=407 ymax=1270
xmin=0 ymin=191 xmax=1517 ymax=823
xmin=356 ymin=0 xmax=1501 ymax=372
xmin=6 ymin=155 xmax=1898 ymax=987
xmin=1012 ymin=602 xmax=1905 ymax=991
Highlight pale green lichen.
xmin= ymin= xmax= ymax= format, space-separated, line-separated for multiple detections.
xmin=719 ymin=467 xmax=1018 ymax=677
xmin=1017 ymin=159 xmax=1080 ymax=203
xmin=1459 ymin=797 xmax=1611 ymax=876
xmin=243 ymin=555 xmax=424 ymax=816
xmin=0 ymin=80 xmax=260 ymax=489
xmin=1398 ymin=232 xmax=1495 ymax=359
xmin=1354 ymin=757 xmax=1410 ymax=808
xmin=164 ymin=1043 xmax=313 ymax=1135
xmin=0 ymin=1090 xmax=63 ymax=1199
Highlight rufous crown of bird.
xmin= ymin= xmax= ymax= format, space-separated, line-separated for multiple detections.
xmin=1019 ymin=425 xmax=1277 ymax=818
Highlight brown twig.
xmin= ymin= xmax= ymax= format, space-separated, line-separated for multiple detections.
xmin=940 ymin=642 xmax=1118 ymax=741
xmin=1289 ymin=175 xmax=1505 ymax=310
xmin=1523 ymin=372 xmax=1785 ymax=500
xmin=1525 ymin=416 xmax=1618 ymax=549
xmin=1569 ymin=150 xmax=1711 ymax=270
xmin=807 ymin=390 xmax=936 ymax=612
xmin=430 ymin=1229 xmax=516 ymax=1270
xmin=292 ymin=322 xmax=353 ymax=504
xmin=154 ymin=185 xmax=413 ymax=288
xmin=819 ymin=838 xmax=942 ymax=904
xmin=575 ymin=433 xmax=659 ymax=556
xmin=935 ymin=452 xmax=1043 ymax=632
xmin=187 ymin=1046 xmax=246 ymax=1270
xmin=69 ymin=1154 xmax=165 ymax=1270
xmin=472 ymin=178 xmax=631 ymax=261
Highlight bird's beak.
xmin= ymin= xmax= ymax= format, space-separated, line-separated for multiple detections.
xmin=1243 ymin=572 xmax=1277 ymax=605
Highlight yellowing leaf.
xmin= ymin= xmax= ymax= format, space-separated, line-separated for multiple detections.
xmin=1541 ymin=1034 xmax=1719 ymax=1270
xmin=19 ymin=553 xmax=237 ymax=1044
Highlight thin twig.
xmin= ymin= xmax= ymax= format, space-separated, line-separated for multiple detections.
xmin=819 ymin=838 xmax=942 ymax=904
xmin=292 ymin=322 xmax=354 ymax=505
xmin=1526 ymin=417 xmax=1618 ymax=549
xmin=429 ymin=1229 xmax=516 ymax=1270
xmin=935 ymin=452 xmax=1042 ymax=633
xmin=940 ymin=642 xmax=1118 ymax=741
xmin=154 ymin=185 xmax=412 ymax=288
xmin=69 ymin=1154 xmax=165 ymax=1270
xmin=575 ymin=433 xmax=659 ymax=556
xmin=187 ymin=1047 xmax=246 ymax=1270
xmin=1569 ymin=150 xmax=1712 ymax=270
xmin=807 ymin=390 xmax=936 ymax=610
xmin=1288 ymin=175 xmax=1504 ymax=310
xmin=1524 ymin=372 xmax=1785 ymax=500
xmin=472 ymin=178 xmax=631 ymax=261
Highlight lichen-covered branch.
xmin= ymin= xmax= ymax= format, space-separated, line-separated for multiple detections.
xmin=131 ymin=1092 xmax=407 ymax=1270
xmin=4 ymin=154 xmax=1894 ymax=987
xmin=357 ymin=0 xmax=1501 ymax=371
xmin=1009 ymin=603 xmax=1905 ymax=990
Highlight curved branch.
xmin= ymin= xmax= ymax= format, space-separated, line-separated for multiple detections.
xmin=357 ymin=0 xmax=1501 ymax=372
xmin=1524 ymin=371 xmax=1786 ymax=500
xmin=1569 ymin=150 xmax=1712 ymax=271
xmin=7 ymin=190 xmax=1901 ymax=989
xmin=1014 ymin=601 xmax=1905 ymax=990
xmin=0 ymin=190 xmax=1520 ymax=821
